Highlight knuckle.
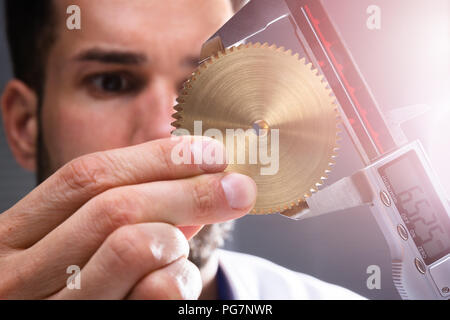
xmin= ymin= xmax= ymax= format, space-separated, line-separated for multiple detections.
xmin=107 ymin=224 xmax=187 ymax=272
xmin=61 ymin=155 xmax=109 ymax=194
xmin=155 ymin=223 xmax=189 ymax=258
xmin=154 ymin=142 xmax=176 ymax=174
xmin=107 ymin=226 xmax=143 ymax=268
xmin=164 ymin=274 xmax=185 ymax=300
xmin=190 ymin=177 xmax=220 ymax=218
xmin=0 ymin=252 xmax=43 ymax=299
xmin=164 ymin=259 xmax=202 ymax=300
xmin=97 ymin=190 xmax=141 ymax=230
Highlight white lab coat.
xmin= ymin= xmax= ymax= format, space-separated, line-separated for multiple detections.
xmin=217 ymin=249 xmax=366 ymax=300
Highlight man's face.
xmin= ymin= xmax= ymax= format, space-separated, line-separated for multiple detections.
xmin=41 ymin=0 xmax=233 ymax=171
xmin=38 ymin=0 xmax=235 ymax=268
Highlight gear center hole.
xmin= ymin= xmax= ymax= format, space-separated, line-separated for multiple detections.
xmin=252 ymin=120 xmax=270 ymax=137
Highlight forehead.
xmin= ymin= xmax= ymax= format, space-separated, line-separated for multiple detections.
xmin=52 ymin=0 xmax=233 ymax=62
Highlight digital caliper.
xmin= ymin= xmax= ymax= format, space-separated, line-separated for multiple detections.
xmin=203 ymin=0 xmax=450 ymax=299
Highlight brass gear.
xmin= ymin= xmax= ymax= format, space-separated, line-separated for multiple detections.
xmin=172 ymin=43 xmax=340 ymax=215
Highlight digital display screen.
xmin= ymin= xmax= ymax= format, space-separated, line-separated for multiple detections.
xmin=379 ymin=151 xmax=450 ymax=265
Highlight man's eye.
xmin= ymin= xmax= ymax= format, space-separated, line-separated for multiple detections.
xmin=92 ymin=74 xmax=129 ymax=92
xmin=85 ymin=73 xmax=142 ymax=97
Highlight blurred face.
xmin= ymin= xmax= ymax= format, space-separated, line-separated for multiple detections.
xmin=40 ymin=0 xmax=233 ymax=173
xmin=37 ymin=0 xmax=235 ymax=267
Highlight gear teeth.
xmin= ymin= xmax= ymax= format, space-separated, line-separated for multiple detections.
xmin=293 ymin=53 xmax=299 ymax=59
xmin=171 ymin=119 xmax=182 ymax=128
xmin=299 ymin=57 xmax=306 ymax=64
xmin=176 ymin=96 xmax=186 ymax=103
xmin=174 ymin=104 xmax=183 ymax=112
xmin=217 ymin=49 xmax=226 ymax=58
xmin=172 ymin=112 xmax=183 ymax=120
xmin=252 ymin=197 xmax=312 ymax=215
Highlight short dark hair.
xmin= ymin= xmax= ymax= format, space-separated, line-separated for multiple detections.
xmin=4 ymin=0 xmax=55 ymax=94
xmin=4 ymin=0 xmax=247 ymax=95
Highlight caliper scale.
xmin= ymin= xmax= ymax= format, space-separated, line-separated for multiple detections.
xmin=201 ymin=0 xmax=450 ymax=299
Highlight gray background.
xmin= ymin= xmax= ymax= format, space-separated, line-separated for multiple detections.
xmin=0 ymin=0 xmax=448 ymax=299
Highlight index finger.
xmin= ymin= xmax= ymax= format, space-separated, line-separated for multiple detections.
xmin=1 ymin=136 xmax=226 ymax=248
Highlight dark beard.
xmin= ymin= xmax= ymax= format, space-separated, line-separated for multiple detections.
xmin=36 ymin=125 xmax=234 ymax=269
xmin=187 ymin=222 xmax=234 ymax=267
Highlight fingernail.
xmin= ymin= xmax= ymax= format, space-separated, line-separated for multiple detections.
xmin=191 ymin=138 xmax=227 ymax=172
xmin=221 ymin=173 xmax=257 ymax=210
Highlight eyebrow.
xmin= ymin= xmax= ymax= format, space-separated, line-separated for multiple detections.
xmin=74 ymin=48 xmax=148 ymax=65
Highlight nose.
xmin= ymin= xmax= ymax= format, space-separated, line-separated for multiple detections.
xmin=131 ymin=77 xmax=177 ymax=144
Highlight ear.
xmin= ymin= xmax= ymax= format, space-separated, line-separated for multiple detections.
xmin=1 ymin=80 xmax=39 ymax=172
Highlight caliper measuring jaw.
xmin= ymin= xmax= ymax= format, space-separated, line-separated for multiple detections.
xmin=291 ymin=170 xmax=374 ymax=221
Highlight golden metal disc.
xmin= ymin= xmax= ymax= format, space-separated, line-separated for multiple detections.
xmin=172 ymin=43 xmax=339 ymax=215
